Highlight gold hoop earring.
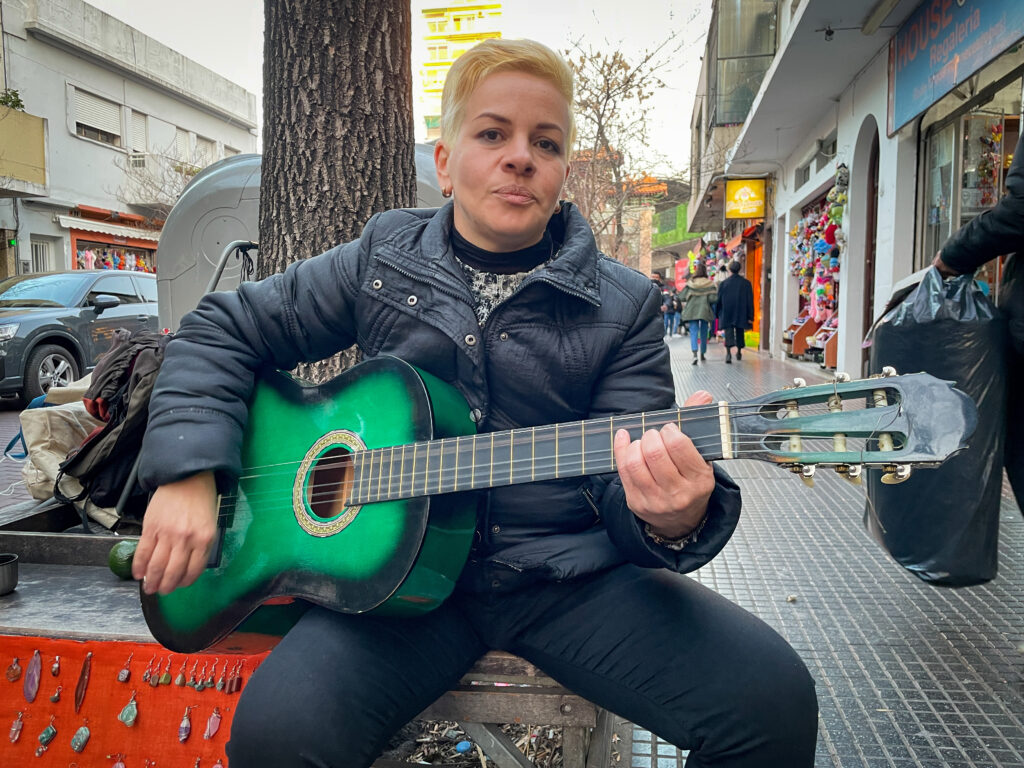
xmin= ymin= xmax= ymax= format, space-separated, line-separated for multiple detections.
xmin=553 ymin=202 xmax=562 ymax=214
xmin=441 ymin=186 xmax=452 ymax=198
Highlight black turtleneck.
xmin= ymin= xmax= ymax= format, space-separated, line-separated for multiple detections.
xmin=451 ymin=207 xmax=569 ymax=274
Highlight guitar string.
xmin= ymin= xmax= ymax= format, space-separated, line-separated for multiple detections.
xmin=227 ymin=398 xmax=888 ymax=479
xmin=213 ymin=424 xmax=905 ymax=514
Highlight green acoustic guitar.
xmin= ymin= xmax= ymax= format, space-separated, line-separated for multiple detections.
xmin=141 ymin=356 xmax=977 ymax=653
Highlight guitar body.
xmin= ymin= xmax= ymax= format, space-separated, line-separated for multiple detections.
xmin=141 ymin=357 xmax=479 ymax=653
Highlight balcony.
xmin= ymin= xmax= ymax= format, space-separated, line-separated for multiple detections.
xmin=0 ymin=108 xmax=47 ymax=198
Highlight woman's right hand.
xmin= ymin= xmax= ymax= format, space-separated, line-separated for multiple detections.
xmin=132 ymin=471 xmax=218 ymax=595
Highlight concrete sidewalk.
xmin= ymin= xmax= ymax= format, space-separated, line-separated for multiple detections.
xmin=627 ymin=337 xmax=1024 ymax=768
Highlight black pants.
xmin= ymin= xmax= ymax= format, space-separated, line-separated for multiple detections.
xmin=228 ymin=564 xmax=818 ymax=767
xmin=723 ymin=326 xmax=746 ymax=349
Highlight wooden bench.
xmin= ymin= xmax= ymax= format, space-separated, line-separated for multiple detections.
xmin=374 ymin=650 xmax=615 ymax=768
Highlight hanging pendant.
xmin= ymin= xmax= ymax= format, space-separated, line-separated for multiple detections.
xmin=49 ymin=684 xmax=62 ymax=703
xmin=74 ymin=652 xmax=93 ymax=713
xmin=118 ymin=690 xmax=138 ymax=727
xmin=194 ymin=661 xmax=207 ymax=690
xmin=70 ymin=718 xmax=90 ymax=753
xmin=9 ymin=711 xmax=24 ymax=744
xmin=35 ymin=715 xmax=56 ymax=756
xmin=193 ymin=758 xmax=201 ymax=768
xmin=6 ymin=656 xmax=22 ymax=682
xmin=203 ymin=707 xmax=223 ymax=740
xmin=51 ymin=655 xmax=60 ymax=677
xmin=203 ymin=659 xmax=217 ymax=689
xmin=175 ymin=658 xmax=188 ymax=687
xmin=178 ymin=706 xmax=194 ymax=743
xmin=108 ymin=753 xmax=126 ymax=768
xmin=23 ymin=649 xmax=41 ymax=703
xmin=215 ymin=661 xmax=227 ymax=692
xmin=118 ymin=652 xmax=134 ymax=683
xmin=187 ymin=659 xmax=199 ymax=688
xmin=159 ymin=656 xmax=172 ymax=685
xmin=141 ymin=655 xmax=153 ymax=683
xmin=212 ymin=759 xmax=225 ymax=768
xmin=232 ymin=660 xmax=246 ymax=693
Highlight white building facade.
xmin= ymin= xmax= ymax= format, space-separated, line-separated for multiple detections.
xmin=725 ymin=0 xmax=1022 ymax=376
xmin=0 ymin=0 xmax=257 ymax=275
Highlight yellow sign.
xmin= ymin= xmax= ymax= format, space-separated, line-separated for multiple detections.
xmin=725 ymin=179 xmax=766 ymax=219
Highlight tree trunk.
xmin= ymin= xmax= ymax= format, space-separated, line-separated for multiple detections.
xmin=259 ymin=0 xmax=415 ymax=382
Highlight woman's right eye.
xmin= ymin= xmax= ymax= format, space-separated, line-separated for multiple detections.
xmin=480 ymin=129 xmax=502 ymax=142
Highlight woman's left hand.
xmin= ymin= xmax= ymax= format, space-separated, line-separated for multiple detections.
xmin=613 ymin=390 xmax=717 ymax=539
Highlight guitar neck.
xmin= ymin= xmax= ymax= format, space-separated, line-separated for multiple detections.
xmin=349 ymin=405 xmax=727 ymax=504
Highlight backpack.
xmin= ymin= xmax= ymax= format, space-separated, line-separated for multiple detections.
xmin=54 ymin=329 xmax=171 ymax=525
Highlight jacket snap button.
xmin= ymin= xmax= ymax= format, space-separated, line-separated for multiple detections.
xmin=465 ymin=334 xmax=477 ymax=346
xmin=499 ymin=332 xmax=509 ymax=341
xmin=407 ymin=295 xmax=418 ymax=306
xmin=371 ymin=279 xmax=383 ymax=290
xmin=491 ymin=524 xmax=501 ymax=534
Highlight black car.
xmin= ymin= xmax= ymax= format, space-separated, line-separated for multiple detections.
xmin=0 ymin=270 xmax=159 ymax=403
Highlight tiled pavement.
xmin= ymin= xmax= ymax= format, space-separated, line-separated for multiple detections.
xmin=626 ymin=336 xmax=1024 ymax=768
xmin=1 ymin=343 xmax=1021 ymax=767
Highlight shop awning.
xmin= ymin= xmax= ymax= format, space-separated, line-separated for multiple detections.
xmin=724 ymin=234 xmax=743 ymax=252
xmin=742 ymin=223 xmax=760 ymax=238
xmin=57 ymin=215 xmax=160 ymax=243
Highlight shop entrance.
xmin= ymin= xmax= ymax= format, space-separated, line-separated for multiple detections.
xmin=862 ymin=131 xmax=879 ymax=376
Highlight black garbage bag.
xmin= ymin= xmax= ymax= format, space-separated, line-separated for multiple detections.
xmin=865 ymin=266 xmax=1007 ymax=586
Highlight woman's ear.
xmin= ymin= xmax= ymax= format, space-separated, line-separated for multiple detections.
xmin=434 ymin=141 xmax=451 ymax=191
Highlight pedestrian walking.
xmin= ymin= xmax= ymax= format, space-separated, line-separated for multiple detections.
xmin=716 ymin=261 xmax=755 ymax=364
xmin=679 ymin=263 xmax=718 ymax=364
xmin=660 ymin=285 xmax=678 ymax=337
xmin=934 ymin=131 xmax=1024 ymax=510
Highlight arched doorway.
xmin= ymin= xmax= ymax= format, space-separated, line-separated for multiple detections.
xmin=848 ymin=115 xmax=881 ymax=377
xmin=862 ymin=129 xmax=879 ymax=376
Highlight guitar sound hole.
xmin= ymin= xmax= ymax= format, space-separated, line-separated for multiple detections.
xmin=307 ymin=446 xmax=355 ymax=519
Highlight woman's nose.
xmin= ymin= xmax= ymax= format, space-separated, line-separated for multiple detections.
xmin=503 ymin=137 xmax=535 ymax=174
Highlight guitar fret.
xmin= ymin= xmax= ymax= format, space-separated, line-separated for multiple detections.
xmin=387 ymin=446 xmax=394 ymax=499
xmin=509 ymin=429 xmax=514 ymax=484
xmin=437 ymin=439 xmax=444 ymax=494
xmin=471 ymin=434 xmax=477 ymax=490
xmin=581 ymin=420 xmax=585 ymax=475
xmin=531 ymin=428 xmax=536 ymax=481
xmin=489 ymin=433 xmax=494 ymax=488
xmin=453 ymin=436 xmax=460 ymax=492
xmin=609 ymin=416 xmax=615 ymax=470
xmin=376 ymin=448 xmax=383 ymax=501
xmin=554 ymin=422 xmax=559 ymax=478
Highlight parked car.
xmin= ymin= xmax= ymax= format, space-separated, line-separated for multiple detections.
xmin=0 ymin=270 xmax=159 ymax=403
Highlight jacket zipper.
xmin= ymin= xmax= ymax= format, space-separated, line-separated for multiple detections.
xmin=374 ymin=255 xmax=470 ymax=304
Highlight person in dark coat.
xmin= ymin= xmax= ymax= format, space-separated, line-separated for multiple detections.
xmin=934 ymin=131 xmax=1024 ymax=509
xmin=132 ymin=39 xmax=817 ymax=767
xmin=715 ymin=261 xmax=754 ymax=364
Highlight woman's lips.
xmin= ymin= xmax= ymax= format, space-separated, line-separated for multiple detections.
xmin=494 ymin=186 xmax=535 ymax=204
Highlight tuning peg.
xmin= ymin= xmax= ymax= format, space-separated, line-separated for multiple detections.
xmin=881 ymin=464 xmax=912 ymax=484
xmin=834 ymin=372 xmax=851 ymax=382
xmin=799 ymin=464 xmax=815 ymax=487
xmin=835 ymin=464 xmax=863 ymax=484
xmin=793 ymin=377 xmax=807 ymax=388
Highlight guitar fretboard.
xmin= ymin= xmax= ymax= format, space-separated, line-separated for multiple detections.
xmin=347 ymin=407 xmax=725 ymax=504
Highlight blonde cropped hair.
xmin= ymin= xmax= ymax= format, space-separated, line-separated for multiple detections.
xmin=440 ymin=38 xmax=576 ymax=150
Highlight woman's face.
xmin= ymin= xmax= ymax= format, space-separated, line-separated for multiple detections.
xmin=435 ymin=71 xmax=571 ymax=252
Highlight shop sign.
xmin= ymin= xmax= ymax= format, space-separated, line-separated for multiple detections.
xmin=888 ymin=0 xmax=1024 ymax=135
xmin=724 ymin=179 xmax=765 ymax=219
xmin=674 ymin=257 xmax=689 ymax=291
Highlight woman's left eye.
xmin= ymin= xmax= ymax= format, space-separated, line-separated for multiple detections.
xmin=537 ymin=139 xmax=560 ymax=153
xmin=480 ymin=129 xmax=502 ymax=141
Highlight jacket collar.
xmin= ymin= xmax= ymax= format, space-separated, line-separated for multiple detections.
xmin=386 ymin=201 xmax=602 ymax=306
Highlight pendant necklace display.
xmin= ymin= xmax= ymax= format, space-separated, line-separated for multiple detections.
xmin=9 ymin=711 xmax=24 ymax=743
xmin=159 ymin=656 xmax=172 ymax=685
xmin=141 ymin=655 xmax=154 ymax=683
xmin=6 ymin=656 xmax=22 ymax=682
xmin=70 ymin=718 xmax=91 ymax=753
xmin=23 ymin=649 xmax=41 ymax=703
xmin=118 ymin=652 xmax=134 ymax=683
xmin=204 ymin=707 xmax=223 ymax=740
xmin=178 ymin=705 xmax=195 ymax=743
xmin=74 ymin=652 xmax=93 ymax=713
xmin=175 ymin=658 xmax=188 ymax=686
xmin=51 ymin=655 xmax=60 ymax=676
xmin=118 ymin=690 xmax=138 ymax=727
xmin=35 ymin=714 xmax=56 ymax=757
xmin=49 ymin=684 xmax=62 ymax=703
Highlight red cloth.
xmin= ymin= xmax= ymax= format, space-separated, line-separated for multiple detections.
xmin=1 ymin=635 xmax=268 ymax=766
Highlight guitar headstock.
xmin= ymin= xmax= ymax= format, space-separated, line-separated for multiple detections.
xmin=729 ymin=368 xmax=977 ymax=485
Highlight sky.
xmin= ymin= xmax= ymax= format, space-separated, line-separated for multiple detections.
xmin=85 ymin=0 xmax=712 ymax=175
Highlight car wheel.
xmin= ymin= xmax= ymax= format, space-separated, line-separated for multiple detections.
xmin=24 ymin=344 xmax=79 ymax=403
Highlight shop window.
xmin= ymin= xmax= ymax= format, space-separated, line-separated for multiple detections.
xmin=816 ymin=134 xmax=837 ymax=172
xmin=795 ymin=161 xmax=810 ymax=188
xmin=74 ymin=89 xmax=121 ymax=147
xmin=922 ymin=121 xmax=956 ymax=267
xmin=88 ymin=274 xmax=140 ymax=305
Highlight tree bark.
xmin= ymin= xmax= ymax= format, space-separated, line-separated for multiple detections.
xmin=259 ymin=0 xmax=415 ymax=381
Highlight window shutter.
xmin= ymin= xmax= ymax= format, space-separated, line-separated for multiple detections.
xmin=75 ymin=90 xmax=121 ymax=135
xmin=175 ymin=128 xmax=190 ymax=160
xmin=196 ymin=136 xmax=215 ymax=165
xmin=131 ymin=112 xmax=147 ymax=151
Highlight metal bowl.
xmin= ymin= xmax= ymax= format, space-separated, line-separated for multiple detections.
xmin=0 ymin=553 xmax=18 ymax=595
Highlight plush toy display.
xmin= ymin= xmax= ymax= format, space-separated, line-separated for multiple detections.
xmin=789 ymin=163 xmax=849 ymax=322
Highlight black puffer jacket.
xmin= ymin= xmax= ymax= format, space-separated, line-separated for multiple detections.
xmin=138 ymin=202 xmax=741 ymax=593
